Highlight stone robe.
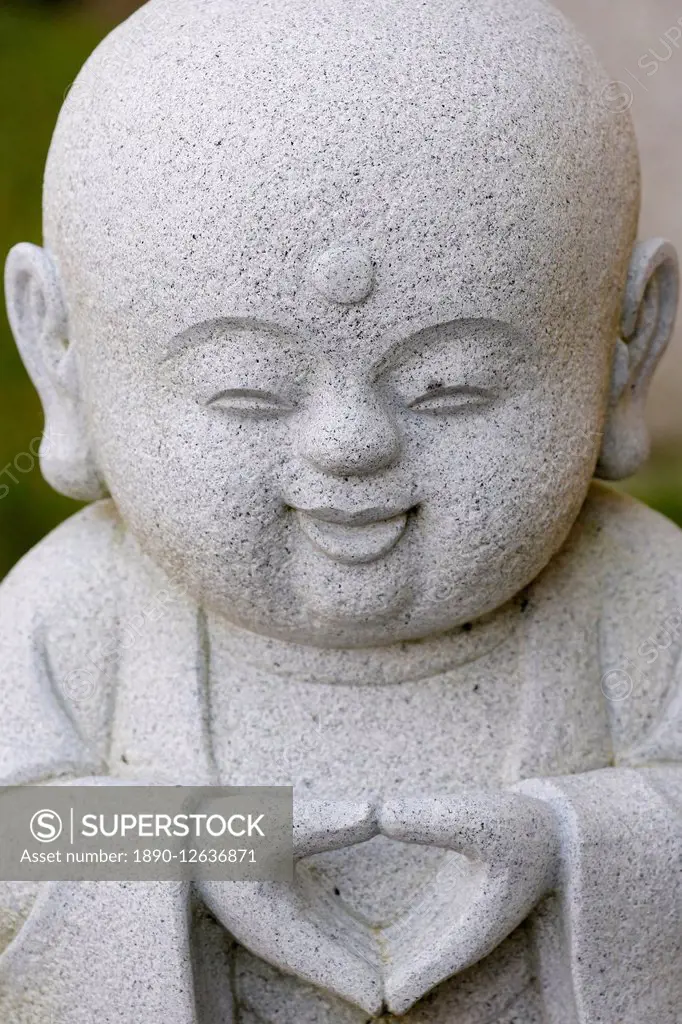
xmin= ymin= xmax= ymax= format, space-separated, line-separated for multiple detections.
xmin=0 ymin=483 xmax=679 ymax=1023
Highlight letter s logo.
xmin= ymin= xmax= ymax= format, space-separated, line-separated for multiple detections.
xmin=30 ymin=809 xmax=63 ymax=843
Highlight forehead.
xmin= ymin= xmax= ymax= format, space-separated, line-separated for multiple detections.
xmin=60 ymin=125 xmax=620 ymax=347
xmin=63 ymin=157 xmax=621 ymax=364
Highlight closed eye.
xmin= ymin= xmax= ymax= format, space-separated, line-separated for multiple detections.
xmin=207 ymin=388 xmax=295 ymax=417
xmin=408 ymin=385 xmax=494 ymax=415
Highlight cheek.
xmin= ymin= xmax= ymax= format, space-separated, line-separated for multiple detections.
xmin=93 ymin=387 xmax=289 ymax=564
xmin=404 ymin=388 xmax=600 ymax=563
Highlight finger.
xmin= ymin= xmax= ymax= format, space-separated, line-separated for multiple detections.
xmin=293 ymin=798 xmax=378 ymax=859
xmin=385 ymin=869 xmax=537 ymax=1014
xmin=198 ymin=879 xmax=383 ymax=1014
xmin=379 ymin=792 xmax=554 ymax=862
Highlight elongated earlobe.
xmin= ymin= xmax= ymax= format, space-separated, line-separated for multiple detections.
xmin=4 ymin=243 xmax=107 ymax=501
xmin=596 ymin=238 xmax=679 ymax=481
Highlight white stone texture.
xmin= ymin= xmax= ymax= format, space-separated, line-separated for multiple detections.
xmin=1 ymin=0 xmax=681 ymax=1021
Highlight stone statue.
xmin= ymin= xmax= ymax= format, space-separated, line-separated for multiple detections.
xmin=2 ymin=0 xmax=681 ymax=1020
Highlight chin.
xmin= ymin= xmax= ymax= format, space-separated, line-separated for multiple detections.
xmin=291 ymin=576 xmax=415 ymax=647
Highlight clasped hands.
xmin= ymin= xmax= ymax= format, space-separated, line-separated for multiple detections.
xmin=198 ymin=786 xmax=562 ymax=1015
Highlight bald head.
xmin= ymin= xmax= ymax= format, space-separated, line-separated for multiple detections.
xmin=43 ymin=0 xmax=639 ymax=325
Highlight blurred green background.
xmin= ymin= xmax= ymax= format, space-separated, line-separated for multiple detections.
xmin=0 ymin=0 xmax=141 ymax=580
xmin=1 ymin=0 xmax=682 ymax=581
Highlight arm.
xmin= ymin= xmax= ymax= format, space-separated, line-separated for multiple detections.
xmin=515 ymin=643 xmax=682 ymax=1024
xmin=518 ymin=765 xmax=681 ymax=1024
xmin=509 ymin=487 xmax=682 ymax=1023
xmin=0 ymin=509 xmax=202 ymax=1023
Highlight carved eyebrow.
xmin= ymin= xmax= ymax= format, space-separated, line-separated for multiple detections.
xmin=370 ymin=317 xmax=521 ymax=379
xmin=159 ymin=316 xmax=297 ymax=362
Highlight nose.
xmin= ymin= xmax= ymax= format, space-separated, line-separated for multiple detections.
xmin=300 ymin=379 xmax=401 ymax=477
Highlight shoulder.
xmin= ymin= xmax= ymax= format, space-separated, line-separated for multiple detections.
xmin=577 ymin=480 xmax=682 ymax=562
xmin=543 ymin=481 xmax=682 ymax=596
xmin=0 ymin=501 xmax=127 ymax=762
xmin=569 ymin=483 xmax=682 ymax=630
xmin=0 ymin=499 xmax=125 ymax=621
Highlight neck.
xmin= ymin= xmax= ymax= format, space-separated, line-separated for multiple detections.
xmin=205 ymin=597 xmax=523 ymax=687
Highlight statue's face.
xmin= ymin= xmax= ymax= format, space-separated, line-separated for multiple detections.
xmin=76 ymin=201 xmax=616 ymax=647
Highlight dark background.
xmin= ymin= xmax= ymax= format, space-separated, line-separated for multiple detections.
xmin=1 ymin=0 xmax=681 ymax=581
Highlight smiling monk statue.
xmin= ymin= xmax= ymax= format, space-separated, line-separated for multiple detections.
xmin=2 ymin=0 xmax=681 ymax=1021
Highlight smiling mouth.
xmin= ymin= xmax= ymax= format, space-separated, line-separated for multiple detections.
xmin=294 ymin=506 xmax=413 ymax=565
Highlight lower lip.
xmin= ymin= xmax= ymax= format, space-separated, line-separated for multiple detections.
xmin=295 ymin=511 xmax=409 ymax=565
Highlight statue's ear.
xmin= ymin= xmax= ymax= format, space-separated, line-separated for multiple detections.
xmin=4 ymin=243 xmax=107 ymax=500
xmin=596 ymin=238 xmax=679 ymax=481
